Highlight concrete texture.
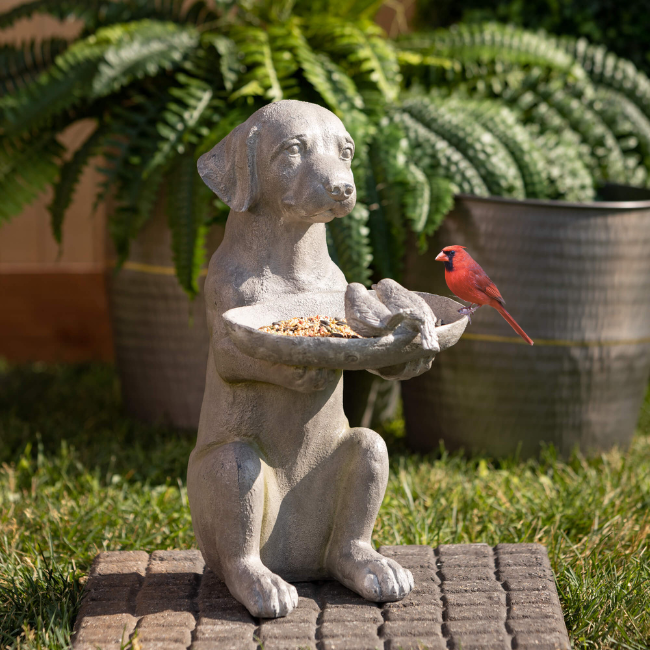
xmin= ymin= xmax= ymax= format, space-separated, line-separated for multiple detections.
xmin=72 ymin=544 xmax=570 ymax=650
xmin=189 ymin=100 xmax=466 ymax=618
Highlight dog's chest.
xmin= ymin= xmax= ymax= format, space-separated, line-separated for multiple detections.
xmin=234 ymin=265 xmax=346 ymax=307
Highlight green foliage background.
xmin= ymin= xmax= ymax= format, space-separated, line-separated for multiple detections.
xmin=4 ymin=3 xmax=650 ymax=296
xmin=0 ymin=0 xmax=396 ymax=292
xmin=412 ymin=0 xmax=650 ymax=77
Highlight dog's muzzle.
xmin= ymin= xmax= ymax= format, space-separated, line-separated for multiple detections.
xmin=325 ymin=181 xmax=355 ymax=201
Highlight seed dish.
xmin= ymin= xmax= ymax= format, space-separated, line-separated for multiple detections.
xmin=223 ymin=291 xmax=469 ymax=371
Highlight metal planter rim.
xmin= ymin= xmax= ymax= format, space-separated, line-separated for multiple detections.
xmin=453 ymin=187 xmax=650 ymax=211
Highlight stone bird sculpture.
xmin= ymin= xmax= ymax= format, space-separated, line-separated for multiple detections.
xmin=345 ymin=283 xmax=406 ymax=337
xmin=372 ymin=278 xmax=438 ymax=351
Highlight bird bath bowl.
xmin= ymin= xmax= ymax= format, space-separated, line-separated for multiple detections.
xmin=222 ymin=291 xmax=468 ymax=370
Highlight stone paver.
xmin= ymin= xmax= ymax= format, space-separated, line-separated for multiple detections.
xmin=71 ymin=545 xmax=570 ymax=650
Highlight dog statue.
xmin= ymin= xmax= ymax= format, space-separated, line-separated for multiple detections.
xmin=188 ymin=100 xmax=432 ymax=618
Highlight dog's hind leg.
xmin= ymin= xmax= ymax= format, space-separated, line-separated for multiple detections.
xmin=187 ymin=441 xmax=298 ymax=617
xmin=324 ymin=428 xmax=414 ymax=602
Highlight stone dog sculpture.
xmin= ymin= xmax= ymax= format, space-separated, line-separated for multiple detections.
xmin=188 ymin=100 xmax=432 ymax=618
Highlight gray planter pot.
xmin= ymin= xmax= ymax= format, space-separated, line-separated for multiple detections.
xmin=107 ymin=205 xmax=223 ymax=430
xmin=402 ymin=185 xmax=650 ymax=458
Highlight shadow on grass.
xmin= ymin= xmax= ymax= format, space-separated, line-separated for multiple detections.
xmin=0 ymin=362 xmax=194 ymax=484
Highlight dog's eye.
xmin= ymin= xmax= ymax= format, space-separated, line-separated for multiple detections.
xmin=341 ymin=146 xmax=354 ymax=161
xmin=286 ymin=144 xmax=301 ymax=156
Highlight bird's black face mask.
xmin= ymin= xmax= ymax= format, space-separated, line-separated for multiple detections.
xmin=443 ymin=249 xmax=456 ymax=272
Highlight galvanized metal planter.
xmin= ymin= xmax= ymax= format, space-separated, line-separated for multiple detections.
xmin=107 ymin=206 xmax=223 ymax=429
xmin=402 ymin=185 xmax=650 ymax=458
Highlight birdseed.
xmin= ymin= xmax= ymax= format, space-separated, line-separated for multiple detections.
xmin=259 ymin=315 xmax=363 ymax=338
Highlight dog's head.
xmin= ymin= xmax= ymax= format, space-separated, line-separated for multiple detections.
xmin=197 ymin=100 xmax=356 ymax=223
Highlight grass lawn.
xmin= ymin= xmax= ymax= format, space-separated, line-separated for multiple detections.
xmin=1 ymin=362 xmax=649 ymax=649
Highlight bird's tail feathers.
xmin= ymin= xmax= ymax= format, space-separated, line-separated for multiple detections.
xmin=495 ymin=305 xmax=534 ymax=346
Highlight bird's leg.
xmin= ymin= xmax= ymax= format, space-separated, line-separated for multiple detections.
xmin=458 ymin=303 xmax=480 ymax=323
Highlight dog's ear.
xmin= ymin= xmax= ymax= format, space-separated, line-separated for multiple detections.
xmin=197 ymin=122 xmax=259 ymax=212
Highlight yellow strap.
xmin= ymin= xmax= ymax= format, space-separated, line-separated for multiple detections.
xmin=463 ymin=332 xmax=650 ymax=347
xmin=110 ymin=261 xmax=209 ymax=277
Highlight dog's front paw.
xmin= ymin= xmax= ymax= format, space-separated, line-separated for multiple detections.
xmin=224 ymin=558 xmax=298 ymax=618
xmin=328 ymin=540 xmax=414 ymax=602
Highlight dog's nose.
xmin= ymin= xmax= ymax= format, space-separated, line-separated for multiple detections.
xmin=325 ymin=181 xmax=355 ymax=201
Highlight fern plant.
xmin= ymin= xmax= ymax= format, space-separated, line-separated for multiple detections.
xmin=0 ymin=0 xmax=404 ymax=295
xmin=351 ymin=23 xmax=650 ymax=281
xmin=7 ymin=11 xmax=650 ymax=294
xmin=395 ymin=22 xmax=650 ymax=195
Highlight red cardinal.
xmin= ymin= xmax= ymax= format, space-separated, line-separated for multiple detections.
xmin=435 ymin=245 xmax=534 ymax=346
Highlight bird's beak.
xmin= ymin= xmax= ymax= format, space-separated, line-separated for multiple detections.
xmin=435 ymin=251 xmax=449 ymax=262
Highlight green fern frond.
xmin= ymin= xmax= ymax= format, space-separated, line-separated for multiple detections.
xmin=399 ymin=23 xmax=584 ymax=82
xmin=266 ymin=24 xmax=305 ymax=100
xmin=229 ymin=27 xmax=285 ymax=102
xmin=196 ymin=106 xmax=256 ymax=159
xmin=285 ymin=20 xmax=363 ymax=116
xmin=49 ymin=123 xmax=108 ymax=244
xmin=293 ymin=0 xmax=383 ymax=19
xmin=396 ymin=49 xmax=459 ymax=90
xmin=94 ymin=90 xmax=169 ymax=210
xmin=365 ymin=197 xmax=401 ymax=280
xmin=0 ymin=40 xmax=107 ymax=135
xmin=530 ymin=129 xmax=595 ymax=202
xmin=367 ymin=128 xmax=409 ymax=279
xmin=401 ymin=162 xmax=430 ymax=233
xmin=0 ymin=38 xmax=69 ymax=97
xmin=273 ymin=19 xmax=373 ymax=156
xmin=592 ymin=85 xmax=650 ymax=171
xmin=402 ymin=97 xmax=525 ymax=198
xmin=369 ymin=119 xmax=453 ymax=258
xmin=0 ymin=21 xmax=198 ymax=135
xmin=91 ymin=21 xmax=198 ymax=97
xmin=447 ymin=98 xmax=551 ymax=199
xmin=450 ymin=68 xmax=622 ymax=187
xmin=166 ymin=150 xmax=213 ymax=297
xmin=0 ymin=0 xmax=99 ymax=30
xmin=326 ymin=202 xmax=373 ymax=285
xmin=200 ymin=33 xmax=239 ymax=92
xmin=103 ymin=91 xmax=172 ymax=262
xmin=89 ymin=0 xmax=187 ymax=30
xmin=419 ymin=176 xmax=455 ymax=248
xmin=0 ymin=133 xmax=64 ymax=225
xmin=182 ymin=1 xmax=220 ymax=27
xmin=109 ymin=168 xmax=165 ymax=266
xmin=0 ymin=0 xmax=198 ymax=31
xmin=307 ymin=18 xmax=401 ymax=106
xmin=146 ymin=73 xmax=217 ymax=175
xmin=313 ymin=53 xmax=370 ymax=142
xmin=560 ymin=36 xmax=650 ymax=120
xmin=393 ymin=110 xmax=488 ymax=196
xmin=397 ymin=50 xmax=458 ymax=71
xmin=526 ymin=81 xmax=629 ymax=184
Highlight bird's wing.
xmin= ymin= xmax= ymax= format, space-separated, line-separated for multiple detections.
xmin=351 ymin=296 xmax=392 ymax=326
xmin=483 ymin=282 xmax=505 ymax=306
xmin=470 ymin=268 xmax=505 ymax=306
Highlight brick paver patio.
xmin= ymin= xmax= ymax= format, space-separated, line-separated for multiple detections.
xmin=72 ymin=544 xmax=570 ymax=650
